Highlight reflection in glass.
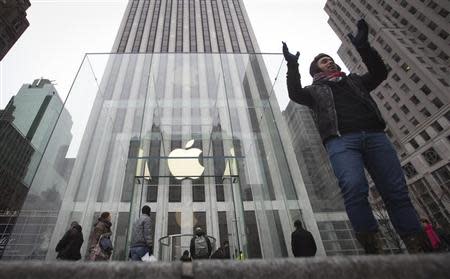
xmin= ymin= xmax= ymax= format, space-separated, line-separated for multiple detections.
xmin=1 ymin=53 xmax=322 ymax=261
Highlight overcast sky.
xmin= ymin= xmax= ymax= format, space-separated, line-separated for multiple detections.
xmin=0 ymin=0 xmax=349 ymax=110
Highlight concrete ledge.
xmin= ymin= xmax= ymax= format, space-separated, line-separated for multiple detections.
xmin=0 ymin=254 xmax=449 ymax=279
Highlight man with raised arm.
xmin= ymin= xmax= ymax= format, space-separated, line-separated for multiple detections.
xmin=283 ymin=19 xmax=425 ymax=254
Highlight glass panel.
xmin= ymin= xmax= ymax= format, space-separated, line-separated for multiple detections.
xmin=2 ymin=53 xmax=320 ymax=261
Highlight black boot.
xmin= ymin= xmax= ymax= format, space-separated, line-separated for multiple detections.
xmin=355 ymin=231 xmax=385 ymax=255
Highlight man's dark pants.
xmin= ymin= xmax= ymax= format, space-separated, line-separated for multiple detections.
xmin=325 ymin=131 xmax=422 ymax=236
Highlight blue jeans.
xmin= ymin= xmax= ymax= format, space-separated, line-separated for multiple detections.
xmin=325 ymin=132 xmax=421 ymax=237
xmin=129 ymin=246 xmax=149 ymax=261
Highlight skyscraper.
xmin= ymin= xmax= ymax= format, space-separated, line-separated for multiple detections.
xmin=2 ymin=0 xmax=323 ymax=260
xmin=324 ymin=0 xmax=449 ymax=229
xmin=283 ymin=102 xmax=368 ymax=255
xmin=0 ymin=79 xmax=73 ymax=259
xmin=0 ymin=0 xmax=31 ymax=61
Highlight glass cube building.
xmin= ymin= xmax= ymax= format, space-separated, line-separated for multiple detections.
xmin=1 ymin=0 xmax=324 ymax=260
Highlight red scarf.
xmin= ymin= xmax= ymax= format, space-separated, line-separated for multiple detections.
xmin=313 ymin=71 xmax=346 ymax=82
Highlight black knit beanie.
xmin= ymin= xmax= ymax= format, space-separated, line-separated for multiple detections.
xmin=309 ymin=53 xmax=341 ymax=77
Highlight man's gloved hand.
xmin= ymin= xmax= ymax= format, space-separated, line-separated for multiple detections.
xmin=347 ymin=19 xmax=369 ymax=48
xmin=282 ymin=42 xmax=300 ymax=64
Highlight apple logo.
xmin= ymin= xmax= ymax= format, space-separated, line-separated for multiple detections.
xmin=168 ymin=139 xmax=204 ymax=180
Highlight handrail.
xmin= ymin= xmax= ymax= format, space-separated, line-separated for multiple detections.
xmin=158 ymin=234 xmax=217 ymax=261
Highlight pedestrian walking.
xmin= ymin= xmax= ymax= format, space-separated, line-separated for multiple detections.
xmin=87 ymin=211 xmax=113 ymax=261
xmin=291 ymin=220 xmax=317 ymax=257
xmin=55 ymin=221 xmax=84 ymax=260
xmin=421 ymin=219 xmax=441 ymax=251
xmin=129 ymin=206 xmax=153 ymax=261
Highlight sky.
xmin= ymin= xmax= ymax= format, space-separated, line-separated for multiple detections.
xmin=0 ymin=0 xmax=348 ymax=110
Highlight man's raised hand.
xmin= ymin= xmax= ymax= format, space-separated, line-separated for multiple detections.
xmin=282 ymin=42 xmax=300 ymax=64
xmin=347 ymin=19 xmax=369 ymax=48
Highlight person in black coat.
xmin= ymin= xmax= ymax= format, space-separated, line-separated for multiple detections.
xmin=55 ymin=221 xmax=84 ymax=260
xmin=283 ymin=18 xmax=423 ymax=254
xmin=211 ymin=240 xmax=231 ymax=259
xmin=190 ymin=227 xmax=212 ymax=259
xmin=291 ymin=220 xmax=316 ymax=257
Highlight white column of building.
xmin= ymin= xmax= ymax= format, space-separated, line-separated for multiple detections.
xmin=180 ymin=54 xmax=195 ymax=249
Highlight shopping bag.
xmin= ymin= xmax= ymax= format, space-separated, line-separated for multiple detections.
xmin=142 ymin=252 xmax=157 ymax=262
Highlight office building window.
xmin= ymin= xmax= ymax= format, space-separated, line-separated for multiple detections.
xmin=432 ymin=98 xmax=444 ymax=109
xmin=431 ymin=165 xmax=450 ymax=192
xmin=167 ymin=212 xmax=181 ymax=235
xmin=410 ymin=95 xmax=420 ymax=105
xmin=427 ymin=1 xmax=437 ymax=9
xmin=400 ymin=84 xmax=410 ymax=93
xmin=427 ymin=42 xmax=437 ymax=51
xmin=193 ymin=184 xmax=205 ymax=202
xmin=410 ymin=117 xmax=419 ymax=126
xmin=392 ymin=113 xmax=400 ymax=122
xmin=438 ymin=51 xmax=449 ymax=61
xmin=408 ymin=25 xmax=418 ymax=33
xmin=392 ymin=53 xmax=401 ymax=63
xmin=446 ymin=111 xmax=450 ymax=122
xmin=244 ymin=211 xmax=262 ymax=258
xmin=439 ymin=79 xmax=449 ymax=87
xmin=439 ymin=8 xmax=449 ymax=17
xmin=420 ymin=85 xmax=431 ymax=95
xmin=420 ymin=108 xmax=431 ymax=117
xmin=384 ymin=102 xmax=392 ymax=111
xmin=439 ymin=30 xmax=449 ymax=40
xmin=418 ymin=34 xmax=427 ymax=41
xmin=401 ymin=63 xmax=410 ymax=72
xmin=384 ymin=44 xmax=392 ymax=53
xmin=218 ymin=212 xmax=229 ymax=245
xmin=147 ymin=186 xmax=158 ymax=202
xmin=376 ymin=92 xmax=384 ymax=100
xmin=428 ymin=21 xmax=437 ymax=30
xmin=406 ymin=47 xmax=416 ymax=54
xmin=431 ymin=121 xmax=443 ymax=132
xmin=420 ymin=131 xmax=431 ymax=141
xmin=400 ymin=105 xmax=410 ymax=114
xmin=410 ymin=74 xmax=420 ymax=83
xmin=392 ymin=93 xmax=400 ymax=102
xmin=409 ymin=139 xmax=419 ymax=149
xmin=392 ymin=74 xmax=400 ymax=81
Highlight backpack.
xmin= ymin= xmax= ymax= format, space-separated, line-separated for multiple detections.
xmin=194 ymin=235 xmax=209 ymax=258
xmin=90 ymin=235 xmax=113 ymax=261
xmin=99 ymin=235 xmax=113 ymax=253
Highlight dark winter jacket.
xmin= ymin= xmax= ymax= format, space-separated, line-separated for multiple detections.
xmin=190 ymin=233 xmax=212 ymax=259
xmin=88 ymin=217 xmax=112 ymax=251
xmin=130 ymin=214 xmax=153 ymax=248
xmin=287 ymin=46 xmax=388 ymax=143
xmin=291 ymin=228 xmax=317 ymax=257
xmin=211 ymin=245 xmax=230 ymax=259
xmin=55 ymin=225 xmax=84 ymax=260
